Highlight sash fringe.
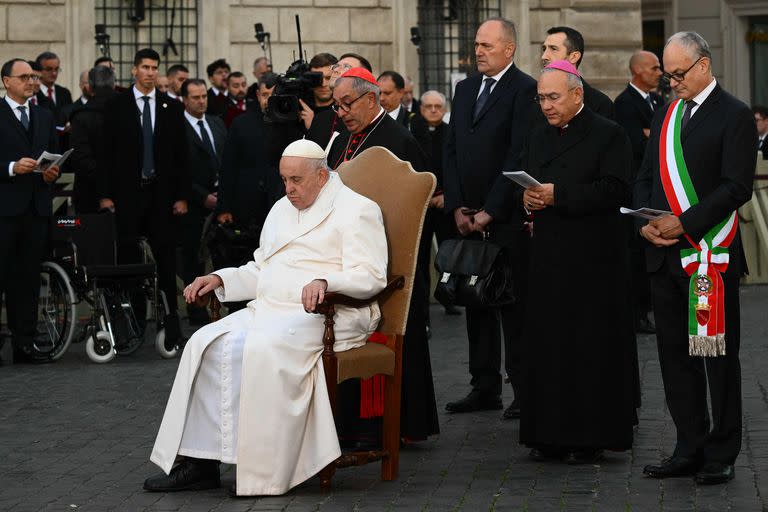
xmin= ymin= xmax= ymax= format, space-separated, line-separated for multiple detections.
xmin=688 ymin=334 xmax=726 ymax=357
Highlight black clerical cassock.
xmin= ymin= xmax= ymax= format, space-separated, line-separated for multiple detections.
xmin=328 ymin=109 xmax=440 ymax=442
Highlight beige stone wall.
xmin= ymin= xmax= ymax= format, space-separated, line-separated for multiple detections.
xmin=524 ymin=0 xmax=644 ymax=99
xmin=220 ymin=0 xmax=395 ymax=83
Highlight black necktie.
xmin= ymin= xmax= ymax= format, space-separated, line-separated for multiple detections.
xmin=473 ymin=77 xmax=495 ymax=121
xmin=758 ymin=137 xmax=763 ymax=151
xmin=141 ymin=96 xmax=155 ymax=178
xmin=646 ymin=94 xmax=654 ymax=112
xmin=17 ymin=105 xmax=29 ymax=130
xmin=197 ymin=120 xmax=216 ymax=158
xmin=681 ymin=100 xmax=696 ymax=130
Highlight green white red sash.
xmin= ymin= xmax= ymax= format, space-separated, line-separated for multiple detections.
xmin=659 ymin=99 xmax=738 ymax=357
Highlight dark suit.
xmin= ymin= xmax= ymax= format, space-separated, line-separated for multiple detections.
xmin=99 ymin=88 xmax=190 ymax=335
xmin=443 ymin=64 xmax=537 ymax=398
xmin=634 ymin=83 xmax=757 ymax=464
xmin=615 ymin=84 xmax=663 ymax=326
xmin=0 ymin=98 xmax=57 ymax=353
xmin=759 ymin=135 xmax=767 ymax=160
xmin=37 ymin=84 xmax=73 ymax=124
xmin=181 ymin=114 xmax=226 ymax=284
xmin=583 ymin=80 xmax=615 ymax=120
xmin=206 ymin=88 xmax=229 ymax=118
xmin=404 ymin=98 xmax=421 ymax=114
xmin=69 ymin=90 xmax=117 ymax=213
xmin=392 ymin=106 xmax=409 ymax=128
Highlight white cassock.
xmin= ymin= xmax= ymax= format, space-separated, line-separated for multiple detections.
xmin=150 ymin=172 xmax=388 ymax=495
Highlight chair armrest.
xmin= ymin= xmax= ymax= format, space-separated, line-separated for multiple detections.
xmin=316 ymin=276 xmax=405 ymax=315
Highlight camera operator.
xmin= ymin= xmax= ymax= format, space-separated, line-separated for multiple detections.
xmin=297 ymin=53 xmax=337 ymax=131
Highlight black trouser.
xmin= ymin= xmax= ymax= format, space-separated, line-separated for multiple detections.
xmin=465 ymin=228 xmax=528 ymax=398
xmin=650 ymin=253 xmax=742 ymax=464
xmin=180 ymin=210 xmax=207 ymax=286
xmin=116 ymin=184 xmax=180 ymax=330
xmin=419 ymin=208 xmax=457 ymax=313
xmin=0 ymin=208 xmax=48 ymax=350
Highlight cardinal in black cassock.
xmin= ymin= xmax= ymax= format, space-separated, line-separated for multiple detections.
xmin=328 ymin=68 xmax=439 ymax=444
xmin=517 ymin=62 xmax=637 ymax=464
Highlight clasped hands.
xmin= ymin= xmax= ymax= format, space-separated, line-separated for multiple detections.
xmin=522 ymin=184 xmax=554 ymax=211
xmin=183 ymin=275 xmax=329 ymax=313
xmin=454 ymin=208 xmax=493 ymax=236
xmin=640 ymin=215 xmax=684 ymax=247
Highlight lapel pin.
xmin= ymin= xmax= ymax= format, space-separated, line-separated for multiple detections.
xmin=162 ymin=103 xmax=167 ymax=108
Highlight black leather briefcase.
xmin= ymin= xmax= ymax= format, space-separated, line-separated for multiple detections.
xmin=433 ymin=237 xmax=515 ymax=308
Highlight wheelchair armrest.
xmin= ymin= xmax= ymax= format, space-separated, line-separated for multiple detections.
xmin=315 ymin=275 xmax=405 ymax=315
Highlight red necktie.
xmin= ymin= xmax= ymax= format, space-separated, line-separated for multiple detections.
xmin=31 ymin=97 xmax=37 ymax=106
xmin=237 ymin=99 xmax=244 ymax=111
xmin=47 ymin=87 xmax=54 ymax=102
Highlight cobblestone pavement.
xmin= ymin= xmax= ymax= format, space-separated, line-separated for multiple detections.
xmin=1 ymin=286 xmax=767 ymax=512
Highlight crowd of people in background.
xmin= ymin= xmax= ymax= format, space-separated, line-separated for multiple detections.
xmin=1 ymin=14 xmax=763 ymax=494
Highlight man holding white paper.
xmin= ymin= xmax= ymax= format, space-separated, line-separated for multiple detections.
xmin=517 ymin=60 xmax=637 ymax=463
xmin=0 ymin=58 xmax=60 ymax=363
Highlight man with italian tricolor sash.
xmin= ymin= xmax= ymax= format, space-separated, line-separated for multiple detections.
xmin=635 ymin=32 xmax=757 ymax=485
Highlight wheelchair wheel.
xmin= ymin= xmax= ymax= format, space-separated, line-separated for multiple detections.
xmin=154 ymin=328 xmax=178 ymax=359
xmin=85 ymin=330 xmax=115 ymax=363
xmin=33 ymin=262 xmax=77 ymax=361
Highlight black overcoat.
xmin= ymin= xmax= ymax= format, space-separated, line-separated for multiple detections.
xmin=518 ymin=108 xmax=636 ymax=450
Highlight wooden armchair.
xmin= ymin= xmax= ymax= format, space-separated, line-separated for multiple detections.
xmin=200 ymin=147 xmax=435 ymax=489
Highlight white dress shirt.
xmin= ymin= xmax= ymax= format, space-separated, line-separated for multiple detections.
xmin=629 ymin=82 xmax=652 ymax=102
xmin=387 ymin=104 xmax=402 ymax=122
xmin=133 ymin=85 xmax=157 ymax=130
xmin=687 ymin=78 xmax=717 ymax=118
xmin=184 ymin=110 xmax=216 ymax=153
xmin=476 ymin=59 xmax=514 ymax=99
xmin=5 ymin=95 xmax=32 ymax=177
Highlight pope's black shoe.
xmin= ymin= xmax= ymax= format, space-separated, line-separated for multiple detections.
xmin=502 ymin=399 xmax=521 ymax=420
xmin=695 ymin=462 xmax=734 ymax=485
xmin=445 ymin=391 xmax=502 ymax=413
xmin=643 ymin=456 xmax=701 ymax=478
xmin=143 ymin=458 xmax=220 ymax=492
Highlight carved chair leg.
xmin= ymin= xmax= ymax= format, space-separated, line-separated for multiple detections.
xmin=319 ymin=462 xmax=336 ymax=491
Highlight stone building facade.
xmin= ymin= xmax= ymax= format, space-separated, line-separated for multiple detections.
xmin=0 ymin=0 xmax=643 ymax=102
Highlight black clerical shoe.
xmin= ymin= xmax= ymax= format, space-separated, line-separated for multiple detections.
xmin=564 ymin=448 xmax=604 ymax=465
xmin=529 ymin=446 xmax=565 ymax=462
xmin=643 ymin=456 xmax=701 ymax=478
xmin=445 ymin=391 xmax=502 ymax=413
xmin=143 ymin=458 xmax=220 ymax=492
xmin=502 ymin=399 xmax=521 ymax=420
xmin=695 ymin=462 xmax=734 ymax=485
xmin=443 ymin=305 xmax=462 ymax=316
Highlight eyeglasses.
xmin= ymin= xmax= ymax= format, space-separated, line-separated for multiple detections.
xmin=331 ymin=92 xmax=368 ymax=113
xmin=7 ymin=74 xmax=40 ymax=83
xmin=331 ymin=63 xmax=353 ymax=73
xmin=662 ymin=57 xmax=703 ymax=83
xmin=42 ymin=67 xmax=61 ymax=73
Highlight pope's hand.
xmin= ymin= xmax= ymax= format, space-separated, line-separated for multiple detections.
xmin=302 ymin=279 xmax=328 ymax=313
xmin=184 ymin=274 xmax=223 ymax=304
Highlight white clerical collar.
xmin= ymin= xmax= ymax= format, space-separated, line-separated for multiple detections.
xmin=133 ymin=85 xmax=156 ymax=100
xmin=387 ymin=104 xmax=401 ymax=121
xmin=690 ymin=78 xmax=717 ymax=109
xmin=5 ymin=95 xmax=30 ymax=111
xmin=629 ymin=81 xmax=650 ymax=100
xmin=562 ymin=104 xmax=585 ymax=129
xmin=484 ymin=59 xmax=514 ymax=82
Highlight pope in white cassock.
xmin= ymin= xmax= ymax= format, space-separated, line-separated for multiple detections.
xmin=143 ymin=139 xmax=388 ymax=496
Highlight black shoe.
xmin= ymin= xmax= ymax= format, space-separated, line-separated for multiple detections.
xmin=635 ymin=316 xmax=656 ymax=334
xmin=695 ymin=462 xmax=734 ymax=485
xmin=445 ymin=391 xmax=502 ymax=413
xmin=12 ymin=347 xmax=47 ymax=365
xmin=143 ymin=458 xmax=221 ymax=492
xmin=443 ymin=305 xmax=462 ymax=316
xmin=564 ymin=448 xmax=603 ymax=465
xmin=163 ymin=315 xmax=185 ymax=352
xmin=502 ymin=399 xmax=521 ymax=420
xmin=643 ymin=456 xmax=701 ymax=478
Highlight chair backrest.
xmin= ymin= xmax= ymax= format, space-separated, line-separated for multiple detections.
xmin=336 ymin=147 xmax=436 ymax=335
xmin=50 ymin=213 xmax=118 ymax=267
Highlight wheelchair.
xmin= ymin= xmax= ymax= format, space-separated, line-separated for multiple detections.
xmin=34 ymin=213 xmax=178 ymax=363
